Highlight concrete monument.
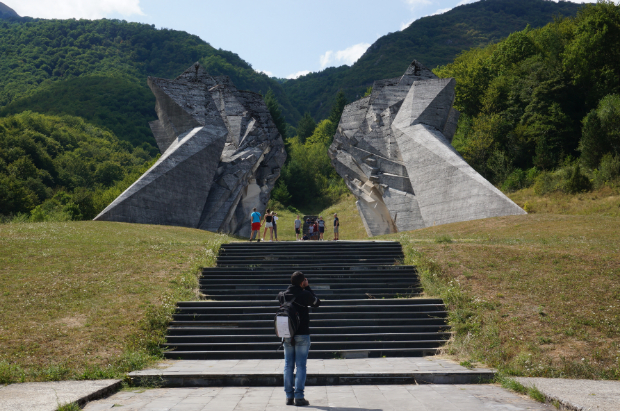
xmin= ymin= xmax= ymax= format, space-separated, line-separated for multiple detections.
xmin=329 ymin=60 xmax=525 ymax=237
xmin=95 ymin=63 xmax=287 ymax=237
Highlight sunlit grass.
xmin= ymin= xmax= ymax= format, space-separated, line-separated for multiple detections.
xmin=0 ymin=221 xmax=232 ymax=383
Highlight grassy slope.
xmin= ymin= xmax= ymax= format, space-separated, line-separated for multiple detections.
xmin=383 ymin=187 xmax=620 ymax=379
xmin=0 ymin=221 xmax=232 ymax=383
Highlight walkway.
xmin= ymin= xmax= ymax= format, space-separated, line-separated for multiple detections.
xmin=84 ymin=384 xmax=554 ymax=411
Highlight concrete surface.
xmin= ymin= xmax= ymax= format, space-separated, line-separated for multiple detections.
xmin=328 ymin=59 xmax=525 ymax=237
xmin=0 ymin=379 xmax=121 ymax=411
xmin=129 ymin=357 xmax=495 ymax=386
xmin=84 ymin=384 xmax=554 ymax=410
xmin=95 ymin=63 xmax=286 ymax=237
xmin=515 ymin=377 xmax=620 ymax=411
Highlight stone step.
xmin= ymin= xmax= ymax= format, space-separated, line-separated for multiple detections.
xmin=176 ymin=298 xmax=444 ymax=307
xmin=163 ymin=347 xmax=440 ymax=360
xmin=169 ymin=317 xmax=446 ymax=327
xmin=200 ymin=286 xmax=420 ymax=293
xmin=165 ymin=332 xmax=452 ymax=343
xmin=201 ymin=268 xmax=416 ymax=275
xmin=199 ymin=277 xmax=418 ymax=284
xmin=167 ymin=324 xmax=450 ymax=336
xmin=215 ymin=260 xmax=402 ymax=267
xmin=198 ymin=282 xmax=420 ymax=290
xmin=199 ymin=293 xmax=423 ymax=300
xmin=171 ymin=311 xmax=447 ymax=321
xmin=165 ymin=340 xmax=447 ymax=352
xmin=175 ymin=304 xmax=445 ymax=314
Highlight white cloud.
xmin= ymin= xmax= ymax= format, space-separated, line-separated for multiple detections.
xmin=257 ymin=70 xmax=274 ymax=77
xmin=433 ymin=7 xmax=451 ymax=15
xmin=8 ymin=0 xmax=143 ymax=20
xmin=403 ymin=0 xmax=432 ymax=9
xmin=287 ymin=70 xmax=311 ymax=80
xmin=319 ymin=42 xmax=371 ymax=69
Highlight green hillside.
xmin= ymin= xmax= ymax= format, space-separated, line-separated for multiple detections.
xmin=0 ymin=18 xmax=300 ymax=147
xmin=434 ymin=1 xmax=620 ymax=188
xmin=0 ymin=111 xmax=156 ymax=219
xmin=282 ymin=0 xmax=583 ymax=120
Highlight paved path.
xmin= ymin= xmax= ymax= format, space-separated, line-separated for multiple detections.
xmin=515 ymin=377 xmax=620 ymax=411
xmin=129 ymin=358 xmax=494 ymax=385
xmin=84 ymin=384 xmax=553 ymax=411
xmin=0 ymin=380 xmax=120 ymax=411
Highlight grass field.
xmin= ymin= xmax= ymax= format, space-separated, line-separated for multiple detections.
xmin=388 ymin=212 xmax=620 ymax=379
xmin=0 ymin=221 xmax=232 ymax=383
xmin=2 ymin=186 xmax=619 ymax=383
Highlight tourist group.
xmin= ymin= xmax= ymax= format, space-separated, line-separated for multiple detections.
xmin=249 ymin=209 xmax=340 ymax=241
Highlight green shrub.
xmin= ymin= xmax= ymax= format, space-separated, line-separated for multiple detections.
xmin=593 ymin=154 xmax=620 ymax=187
xmin=565 ymin=163 xmax=592 ymax=194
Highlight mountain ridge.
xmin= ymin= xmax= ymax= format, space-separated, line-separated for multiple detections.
xmin=0 ymin=2 xmax=18 ymax=19
xmin=282 ymin=0 xmax=583 ymax=120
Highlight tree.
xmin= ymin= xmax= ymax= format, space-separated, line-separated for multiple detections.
xmin=296 ymin=112 xmax=316 ymax=143
xmin=328 ymin=91 xmax=348 ymax=126
xmin=580 ymin=94 xmax=620 ymax=168
xmin=264 ymin=89 xmax=287 ymax=139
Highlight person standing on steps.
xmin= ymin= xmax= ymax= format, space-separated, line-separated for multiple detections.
xmin=294 ymin=215 xmax=302 ymax=241
xmin=249 ymin=208 xmax=261 ymax=241
xmin=333 ymin=213 xmax=340 ymax=241
xmin=278 ymin=271 xmax=320 ymax=407
xmin=273 ymin=212 xmax=279 ymax=241
xmin=262 ymin=209 xmax=274 ymax=241
xmin=318 ymin=216 xmax=325 ymax=241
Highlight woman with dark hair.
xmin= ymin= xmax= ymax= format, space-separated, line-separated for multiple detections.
xmin=262 ymin=209 xmax=274 ymax=242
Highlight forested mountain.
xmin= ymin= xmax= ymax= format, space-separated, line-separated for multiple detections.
xmin=0 ymin=2 xmax=19 ymax=19
xmin=434 ymin=1 xmax=620 ymax=192
xmin=0 ymin=18 xmax=301 ymax=147
xmin=282 ymin=0 xmax=583 ymax=120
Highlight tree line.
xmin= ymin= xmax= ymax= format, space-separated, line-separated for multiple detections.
xmin=434 ymin=1 xmax=620 ymax=194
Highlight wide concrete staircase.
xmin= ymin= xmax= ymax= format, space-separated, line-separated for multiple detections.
xmin=164 ymin=241 xmax=450 ymax=360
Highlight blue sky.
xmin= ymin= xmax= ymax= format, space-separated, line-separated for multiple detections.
xmin=6 ymin=0 xmax=597 ymax=79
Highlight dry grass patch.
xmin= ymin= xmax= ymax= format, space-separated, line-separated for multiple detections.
xmin=386 ymin=214 xmax=620 ymax=379
xmin=508 ymin=185 xmax=620 ymax=216
xmin=0 ymin=221 xmax=232 ymax=383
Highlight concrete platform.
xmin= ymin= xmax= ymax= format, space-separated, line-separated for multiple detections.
xmin=84 ymin=384 xmax=553 ymax=410
xmin=128 ymin=357 xmax=495 ymax=386
xmin=515 ymin=377 xmax=620 ymax=411
xmin=0 ymin=379 xmax=121 ymax=411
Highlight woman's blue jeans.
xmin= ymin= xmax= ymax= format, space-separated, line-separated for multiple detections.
xmin=283 ymin=334 xmax=311 ymax=399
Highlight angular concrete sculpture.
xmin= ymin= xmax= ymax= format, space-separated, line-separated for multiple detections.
xmin=95 ymin=63 xmax=287 ymax=237
xmin=329 ymin=60 xmax=525 ymax=237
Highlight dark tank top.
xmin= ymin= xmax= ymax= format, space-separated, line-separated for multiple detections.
xmin=265 ymin=215 xmax=272 ymax=223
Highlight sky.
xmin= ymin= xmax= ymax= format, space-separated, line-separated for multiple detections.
xmin=5 ymin=0 xmax=599 ymax=79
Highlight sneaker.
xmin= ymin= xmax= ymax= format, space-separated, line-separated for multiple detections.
xmin=286 ymin=398 xmax=294 ymax=405
xmin=294 ymin=398 xmax=309 ymax=406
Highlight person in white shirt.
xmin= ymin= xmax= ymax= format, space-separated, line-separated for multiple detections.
xmin=273 ymin=212 xmax=279 ymax=241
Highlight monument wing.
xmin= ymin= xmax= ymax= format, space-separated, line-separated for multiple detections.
xmin=329 ymin=60 xmax=526 ymax=237
xmin=95 ymin=63 xmax=286 ymax=236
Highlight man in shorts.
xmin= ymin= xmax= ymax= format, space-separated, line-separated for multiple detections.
xmin=294 ymin=215 xmax=302 ymax=241
xmin=249 ymin=208 xmax=261 ymax=241
xmin=333 ymin=213 xmax=339 ymax=241
xmin=318 ymin=216 xmax=325 ymax=241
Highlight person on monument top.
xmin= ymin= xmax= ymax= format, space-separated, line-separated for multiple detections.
xmin=262 ymin=209 xmax=274 ymax=242
xmin=278 ymin=271 xmax=320 ymax=407
xmin=249 ymin=208 xmax=261 ymax=241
